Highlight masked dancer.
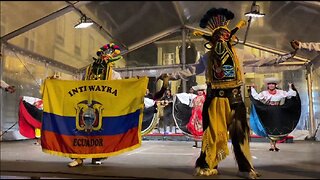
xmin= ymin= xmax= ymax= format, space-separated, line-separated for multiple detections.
xmin=160 ymin=7 xmax=260 ymax=179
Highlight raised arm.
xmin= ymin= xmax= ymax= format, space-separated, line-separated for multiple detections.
xmin=1 ymin=80 xmax=16 ymax=93
xmin=167 ymin=53 xmax=208 ymax=81
xmin=281 ymin=83 xmax=297 ymax=98
xmin=230 ymin=20 xmax=247 ymax=37
xmin=0 ymin=80 xmax=9 ymax=89
xmin=250 ymin=86 xmax=264 ymax=100
xmin=153 ymin=74 xmax=170 ymax=100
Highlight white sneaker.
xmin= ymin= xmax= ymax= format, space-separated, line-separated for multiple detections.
xmin=91 ymin=158 xmax=102 ymax=165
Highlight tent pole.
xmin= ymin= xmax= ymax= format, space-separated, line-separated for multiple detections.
xmin=181 ymin=27 xmax=187 ymax=93
xmin=0 ymin=43 xmax=4 ymax=140
xmin=306 ymin=63 xmax=316 ymax=139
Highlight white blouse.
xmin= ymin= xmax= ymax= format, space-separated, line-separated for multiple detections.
xmin=251 ymin=87 xmax=297 ymax=105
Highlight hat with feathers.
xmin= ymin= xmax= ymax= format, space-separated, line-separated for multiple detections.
xmin=199 ymin=8 xmax=234 ymax=41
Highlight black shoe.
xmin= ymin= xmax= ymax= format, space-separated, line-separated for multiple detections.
xmin=269 ymin=148 xmax=274 ymax=151
xmin=274 ymin=147 xmax=280 ymax=152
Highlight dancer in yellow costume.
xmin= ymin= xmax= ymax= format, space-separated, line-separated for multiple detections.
xmin=160 ymin=7 xmax=260 ymax=179
xmin=69 ymin=43 xmax=122 ymax=167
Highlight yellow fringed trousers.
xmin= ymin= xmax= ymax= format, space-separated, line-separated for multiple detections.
xmin=195 ymin=87 xmax=255 ymax=173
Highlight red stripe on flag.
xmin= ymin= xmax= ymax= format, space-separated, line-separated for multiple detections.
xmin=41 ymin=127 xmax=140 ymax=155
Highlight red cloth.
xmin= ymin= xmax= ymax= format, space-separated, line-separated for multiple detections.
xmin=186 ymin=94 xmax=206 ymax=139
xmin=18 ymin=98 xmax=42 ymax=139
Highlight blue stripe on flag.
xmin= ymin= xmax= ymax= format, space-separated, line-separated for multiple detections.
xmin=42 ymin=109 xmax=140 ymax=136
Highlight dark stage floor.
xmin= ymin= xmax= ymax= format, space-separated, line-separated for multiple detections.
xmin=1 ymin=139 xmax=320 ymax=179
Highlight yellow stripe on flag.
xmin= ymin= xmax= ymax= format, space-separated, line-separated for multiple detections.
xmin=42 ymin=77 xmax=148 ymax=117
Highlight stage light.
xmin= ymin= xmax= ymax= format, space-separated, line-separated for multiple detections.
xmin=74 ymin=15 xmax=93 ymax=29
xmin=245 ymin=3 xmax=265 ymax=18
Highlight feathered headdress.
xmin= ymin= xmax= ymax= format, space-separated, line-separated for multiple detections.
xmin=96 ymin=43 xmax=120 ymax=57
xmin=197 ymin=8 xmax=236 ymax=44
xmin=94 ymin=43 xmax=122 ymax=63
xmin=199 ymin=8 xmax=235 ymax=33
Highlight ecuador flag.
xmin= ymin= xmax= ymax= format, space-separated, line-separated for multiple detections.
xmin=41 ymin=77 xmax=148 ymax=158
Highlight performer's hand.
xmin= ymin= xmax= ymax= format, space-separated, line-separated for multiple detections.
xmin=193 ymin=30 xmax=204 ymax=36
xmin=5 ymin=85 xmax=16 ymax=93
xmin=290 ymin=40 xmax=300 ymax=50
xmin=288 ymin=83 xmax=297 ymax=91
xmin=156 ymin=73 xmax=167 ymax=81
xmin=236 ymin=20 xmax=247 ymax=29
xmin=157 ymin=73 xmax=177 ymax=81
xmin=48 ymin=74 xmax=60 ymax=79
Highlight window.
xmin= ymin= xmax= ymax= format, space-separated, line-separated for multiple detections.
xmin=29 ymin=32 xmax=35 ymax=51
xmin=0 ymin=16 xmax=6 ymax=36
xmin=88 ymin=35 xmax=95 ymax=58
xmin=163 ymin=53 xmax=175 ymax=65
xmin=74 ymin=30 xmax=82 ymax=55
xmin=23 ymin=32 xmax=35 ymax=51
xmin=24 ymin=37 xmax=29 ymax=49
xmin=56 ymin=16 xmax=65 ymax=45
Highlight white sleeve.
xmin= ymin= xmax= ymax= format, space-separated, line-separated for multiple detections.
xmin=251 ymin=87 xmax=265 ymax=100
xmin=112 ymin=70 xmax=122 ymax=80
xmin=299 ymin=42 xmax=320 ymax=52
xmin=287 ymin=88 xmax=297 ymax=97
xmin=1 ymin=80 xmax=10 ymax=89
xmin=281 ymin=88 xmax=297 ymax=98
